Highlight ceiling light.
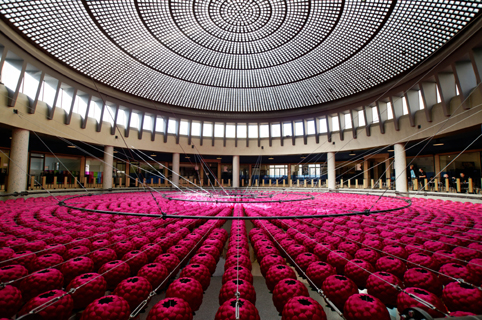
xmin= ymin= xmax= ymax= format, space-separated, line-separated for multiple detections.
xmin=300 ymin=156 xmax=306 ymax=159
xmin=185 ymin=156 xmax=190 ymax=159
xmin=268 ymin=157 xmax=274 ymax=160
xmin=150 ymin=154 xmax=156 ymax=157
xmin=349 ymin=153 xmax=356 ymax=156
xmin=113 ymin=151 xmax=118 ymax=153
xmin=387 ymin=149 xmax=394 ymax=152
xmin=67 ymin=145 xmax=76 ymax=148
xmin=433 ymin=142 xmax=444 ymax=146
xmin=216 ymin=157 xmax=222 ymax=160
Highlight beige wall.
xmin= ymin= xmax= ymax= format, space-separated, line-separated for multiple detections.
xmin=1 ymin=85 xmax=481 ymax=157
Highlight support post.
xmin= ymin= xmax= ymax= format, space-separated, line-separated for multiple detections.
xmin=327 ymin=152 xmax=335 ymax=190
xmin=232 ymin=155 xmax=240 ymax=188
xmin=103 ymin=145 xmax=113 ymax=189
xmin=394 ymin=143 xmax=408 ymax=193
xmin=172 ymin=153 xmax=180 ymax=187
xmin=7 ymin=129 xmax=29 ymax=194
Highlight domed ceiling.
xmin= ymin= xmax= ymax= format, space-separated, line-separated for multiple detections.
xmin=0 ymin=0 xmax=481 ymax=112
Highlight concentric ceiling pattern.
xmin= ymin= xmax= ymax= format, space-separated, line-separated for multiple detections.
xmin=0 ymin=0 xmax=481 ymax=112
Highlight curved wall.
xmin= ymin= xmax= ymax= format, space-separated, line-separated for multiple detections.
xmin=1 ymin=85 xmax=481 ymax=156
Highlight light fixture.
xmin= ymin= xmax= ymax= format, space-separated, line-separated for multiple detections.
xmin=185 ymin=156 xmax=190 ymax=159
xmin=349 ymin=152 xmax=356 ymax=156
xmin=216 ymin=157 xmax=222 ymax=160
xmin=150 ymin=154 xmax=156 ymax=157
xmin=268 ymin=157 xmax=274 ymax=160
xmin=113 ymin=150 xmax=118 ymax=153
xmin=300 ymin=156 xmax=306 ymax=159
xmin=433 ymin=142 xmax=444 ymax=146
xmin=67 ymin=145 xmax=76 ymax=148
xmin=387 ymin=149 xmax=394 ymax=152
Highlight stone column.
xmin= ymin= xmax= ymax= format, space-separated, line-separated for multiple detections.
xmin=232 ymin=155 xmax=240 ymax=188
xmin=327 ymin=152 xmax=336 ymax=190
xmin=103 ymin=145 xmax=113 ymax=189
xmin=7 ymin=128 xmax=29 ymax=193
xmin=172 ymin=153 xmax=180 ymax=186
xmin=394 ymin=143 xmax=408 ymax=193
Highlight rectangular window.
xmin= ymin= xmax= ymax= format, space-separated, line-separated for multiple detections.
xmin=306 ymin=120 xmax=315 ymax=134
xmin=260 ymin=124 xmax=269 ymax=138
xmin=283 ymin=122 xmax=292 ymax=137
xmin=179 ymin=120 xmax=189 ymax=135
xmin=331 ymin=116 xmax=340 ymax=131
xmin=40 ymin=81 xmax=58 ymax=107
xmin=102 ymin=105 xmax=116 ymax=126
xmin=88 ymin=100 xmax=102 ymax=123
xmin=294 ymin=122 xmax=303 ymax=136
xmin=402 ymin=97 xmax=409 ymax=115
xmin=319 ymin=118 xmax=328 ymax=133
xmin=386 ymin=102 xmax=394 ymax=120
xmin=237 ymin=124 xmax=247 ymax=138
xmin=226 ymin=123 xmax=236 ymax=138
xmin=2 ymin=60 xmax=22 ymax=91
xmin=271 ymin=123 xmax=281 ymax=137
xmin=167 ymin=118 xmax=177 ymax=134
xmin=344 ymin=113 xmax=352 ymax=129
xmin=214 ymin=123 xmax=224 ymax=138
xmin=248 ymin=124 xmax=258 ymax=138
xmin=22 ymin=71 xmax=40 ymax=100
xmin=143 ymin=115 xmax=153 ymax=131
xmin=203 ymin=122 xmax=213 ymax=137
xmin=436 ymin=85 xmax=442 ymax=103
xmin=116 ymin=108 xmax=128 ymax=127
xmin=372 ymin=107 xmax=379 ymax=123
xmin=60 ymin=89 xmax=74 ymax=113
xmin=130 ymin=112 xmax=140 ymax=129
xmin=418 ymin=90 xmax=425 ymax=110
xmin=358 ymin=110 xmax=366 ymax=126
xmin=192 ymin=121 xmax=201 ymax=136
xmin=155 ymin=117 xmax=165 ymax=132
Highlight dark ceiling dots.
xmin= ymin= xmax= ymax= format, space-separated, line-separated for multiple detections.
xmin=0 ymin=0 xmax=480 ymax=112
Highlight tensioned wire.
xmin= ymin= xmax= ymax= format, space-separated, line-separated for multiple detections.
xmin=250 ymin=204 xmax=481 ymax=290
xmin=254 ymin=214 xmax=451 ymax=317
xmin=0 ymin=198 xmax=215 ymax=283
xmin=18 ymin=211 xmax=223 ymax=318
xmin=258 ymin=200 xmax=482 ymax=268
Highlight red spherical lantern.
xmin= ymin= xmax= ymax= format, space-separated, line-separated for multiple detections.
xmin=215 ymin=298 xmax=260 ymax=320
xmin=20 ymin=290 xmax=73 ymax=320
xmin=265 ymin=264 xmax=297 ymax=292
xmin=0 ymin=285 xmax=22 ymax=318
xmin=282 ymin=296 xmax=326 ymax=320
xmin=272 ymin=279 xmax=309 ymax=313
xmin=219 ymin=279 xmax=256 ymax=306
xmin=343 ymin=294 xmax=390 ymax=320
xmin=321 ymin=275 xmax=358 ymax=311
xmin=66 ymin=273 xmax=107 ymax=309
xmin=98 ymin=260 xmax=131 ymax=290
xmin=113 ymin=276 xmax=152 ymax=311
xmin=80 ymin=295 xmax=130 ymax=320
xmin=166 ymin=277 xmax=204 ymax=312
xmin=147 ymin=297 xmax=193 ymax=320
xmin=366 ymin=271 xmax=403 ymax=307
xmin=180 ymin=264 xmax=211 ymax=291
